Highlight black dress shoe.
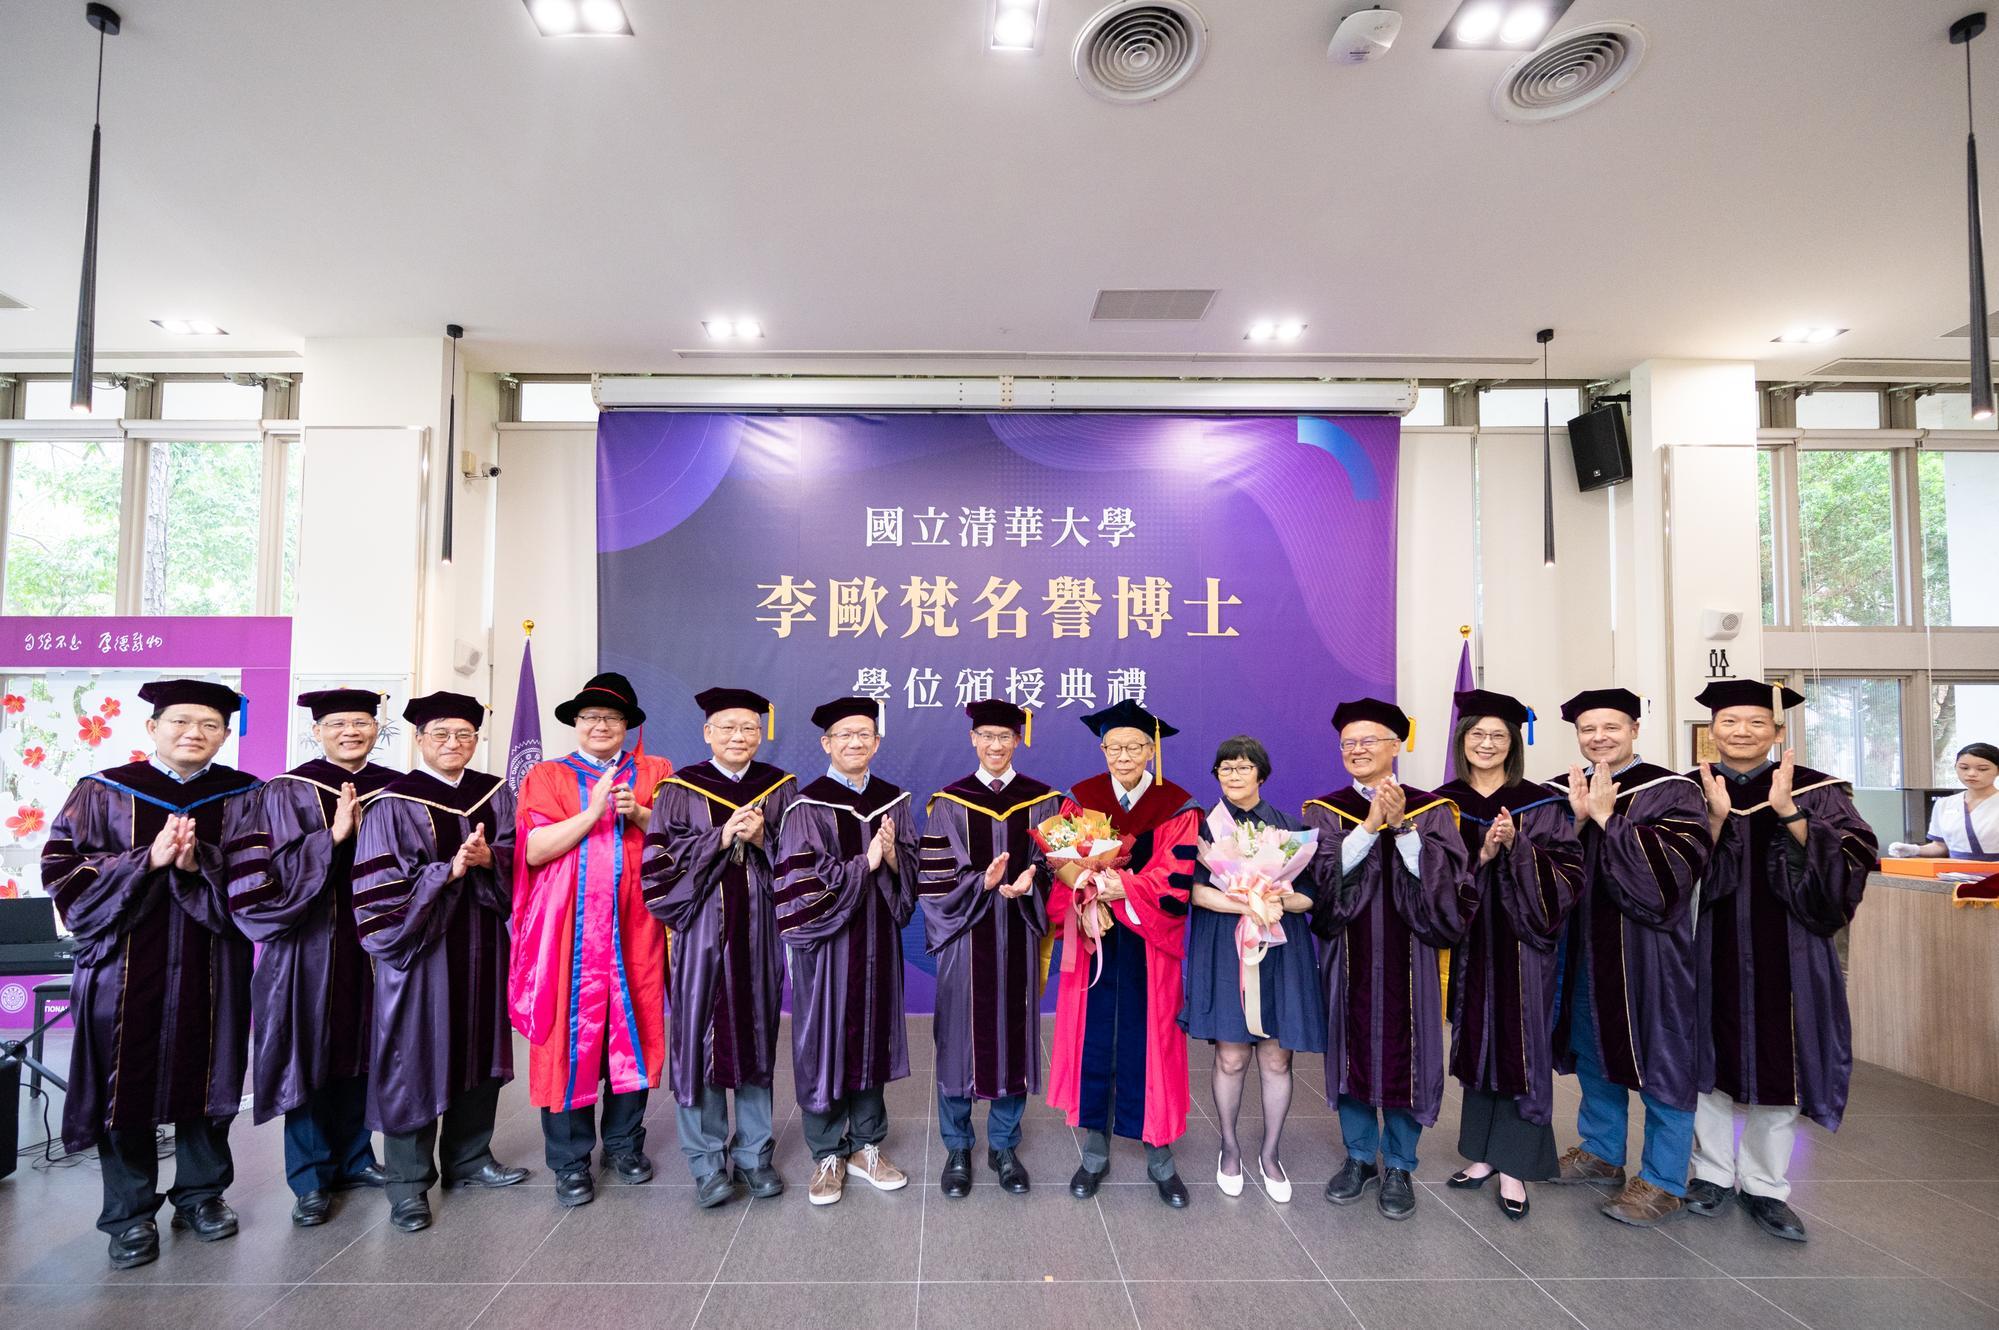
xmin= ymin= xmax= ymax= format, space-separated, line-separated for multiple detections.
xmin=1497 ymin=1186 xmax=1530 ymax=1222
xmin=1683 ymin=1178 xmax=1730 ymax=1217
xmin=695 ymin=1170 xmax=736 ymax=1209
xmin=940 ymin=1148 xmax=973 ymax=1198
xmin=331 ymin=1162 xmax=388 ymax=1191
xmin=389 ymin=1196 xmax=432 ymax=1232
xmin=291 ymin=1190 xmax=335 ymax=1227
xmin=1324 ymin=1158 xmax=1379 ymax=1206
xmin=1446 ymin=1168 xmax=1493 ymax=1190
xmin=608 ymin=1151 xmax=654 ymax=1185
xmin=1069 ymin=1163 xmax=1107 ymax=1199
xmin=1154 ymin=1172 xmax=1191 ymax=1209
xmin=556 ymin=1170 xmax=596 ymax=1208
xmin=735 ymin=1164 xmax=784 ymax=1199
xmin=169 ymin=1198 xmax=239 ymax=1241
xmin=107 ymin=1219 xmax=159 ymax=1270
xmin=989 ymin=1147 xmax=1031 ymax=1194
xmin=1740 ymin=1192 xmax=1807 ymax=1242
xmin=1377 ymin=1168 xmax=1416 ymax=1221
xmin=446 ymin=1161 xmax=530 ymax=1189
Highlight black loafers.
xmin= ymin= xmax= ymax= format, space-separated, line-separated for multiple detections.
xmin=1741 ymin=1192 xmax=1807 ymax=1242
xmin=608 ymin=1151 xmax=654 ymax=1185
xmin=331 ymin=1162 xmax=388 ymax=1191
xmin=556 ymin=1170 xmax=596 ymax=1208
xmin=291 ymin=1189 xmax=334 ymax=1227
xmin=941 ymin=1148 xmax=973 ymax=1199
xmin=1497 ymin=1186 xmax=1530 ymax=1222
xmin=735 ymin=1164 xmax=784 ymax=1199
xmin=1325 ymin=1158 xmax=1379 ymax=1205
xmin=1154 ymin=1171 xmax=1191 ymax=1208
xmin=1446 ymin=1168 xmax=1493 ymax=1190
xmin=695 ymin=1170 xmax=737 ymax=1209
xmin=389 ymin=1195 xmax=432 ymax=1232
xmin=1378 ymin=1168 xmax=1416 ymax=1221
xmin=1069 ymin=1163 xmax=1107 ymax=1199
xmin=107 ymin=1220 xmax=158 ymax=1270
xmin=446 ymin=1161 xmax=530 ymax=1189
xmin=1683 ymin=1178 xmax=1730 ymax=1217
xmin=169 ymin=1198 xmax=239 ymax=1241
xmin=989 ymin=1147 xmax=1031 ymax=1194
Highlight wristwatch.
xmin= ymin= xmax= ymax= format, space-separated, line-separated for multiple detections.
xmin=1777 ymin=808 xmax=1808 ymax=825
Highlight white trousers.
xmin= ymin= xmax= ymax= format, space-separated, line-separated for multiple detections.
xmin=1691 ymin=1089 xmax=1799 ymax=1201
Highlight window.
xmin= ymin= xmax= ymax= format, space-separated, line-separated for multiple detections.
xmin=2 ymin=440 xmax=123 ymax=614
xmin=1797 ymin=449 xmax=1897 ymax=625
xmin=1915 ymin=391 xmax=1995 ymax=430
xmin=159 ymin=379 xmax=265 ymax=420
xmin=22 ymin=379 xmax=125 ymax=420
xmin=1932 ymin=680 xmax=1999 ymax=785
xmin=1794 ymin=390 xmax=1882 ymax=430
xmin=1917 ymin=449 xmax=1999 ymax=626
xmin=1803 ymin=676 xmax=1904 ymax=840
xmin=1477 ymin=386 xmax=1582 ymax=427
xmin=281 ymin=436 xmax=306 ymax=613
xmin=1757 ymin=449 xmax=1777 ymax=625
xmin=139 ymin=441 xmax=262 ymax=615
xmin=1403 ymin=386 xmax=1447 ymax=427
xmin=518 ymin=381 xmax=598 ymax=421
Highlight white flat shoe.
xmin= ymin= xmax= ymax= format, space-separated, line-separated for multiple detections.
xmin=1216 ymin=1151 xmax=1245 ymax=1197
xmin=1258 ymin=1160 xmax=1292 ymax=1203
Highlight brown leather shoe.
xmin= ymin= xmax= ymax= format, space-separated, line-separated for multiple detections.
xmin=1552 ymin=1146 xmax=1627 ymax=1187
xmin=807 ymin=1155 xmax=846 ymax=1206
xmin=846 ymin=1144 xmax=908 ymax=1192
xmin=1600 ymin=1176 xmax=1685 ymax=1227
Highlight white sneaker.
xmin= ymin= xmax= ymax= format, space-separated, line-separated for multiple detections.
xmin=1258 ymin=1159 xmax=1292 ymax=1204
xmin=1216 ymin=1151 xmax=1245 ymax=1197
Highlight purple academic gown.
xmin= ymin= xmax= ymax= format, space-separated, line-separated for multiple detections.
xmin=1437 ymin=781 xmax=1584 ymax=1126
xmin=1695 ymin=764 xmax=1875 ymax=1130
xmin=351 ymin=768 xmax=516 ymax=1135
xmin=642 ymin=760 xmax=796 ymax=1105
xmin=919 ymin=774 xmax=1061 ymax=1101
xmin=228 ymin=758 xmax=399 ymax=1122
xmin=43 ymin=761 xmax=261 ymax=1151
xmin=774 ymin=775 xmax=920 ymax=1113
xmin=1546 ymin=763 xmax=1712 ymax=1111
xmin=1302 ymin=787 xmax=1477 ymax=1127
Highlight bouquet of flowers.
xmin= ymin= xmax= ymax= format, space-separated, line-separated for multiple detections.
xmin=1198 ymin=805 xmax=1319 ymax=1037
xmin=1031 ymin=809 xmax=1131 ymax=984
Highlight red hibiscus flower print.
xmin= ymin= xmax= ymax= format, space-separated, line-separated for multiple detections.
xmin=99 ymin=697 xmax=122 ymax=718
xmin=21 ymin=746 xmax=45 ymax=768
xmin=6 ymin=805 xmax=45 ymax=838
xmin=78 ymin=715 xmax=111 ymax=746
xmin=0 ymin=879 xmax=17 ymax=899
xmin=2 ymin=695 xmax=22 ymax=714
xmin=129 ymin=749 xmax=146 ymax=763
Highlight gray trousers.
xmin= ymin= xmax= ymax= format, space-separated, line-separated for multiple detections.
xmin=674 ymin=1081 xmax=775 ymax=1182
xmin=801 ymin=1085 xmax=888 ymax=1161
xmin=1081 ymin=1128 xmax=1177 ymax=1181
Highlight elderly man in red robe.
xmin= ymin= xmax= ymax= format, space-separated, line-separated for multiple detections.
xmin=512 ymin=672 xmax=673 ymax=1209
xmin=1047 ymin=698 xmax=1200 ymax=1209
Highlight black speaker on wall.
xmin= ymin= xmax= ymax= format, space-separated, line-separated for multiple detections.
xmin=1566 ymin=403 xmax=1632 ymax=491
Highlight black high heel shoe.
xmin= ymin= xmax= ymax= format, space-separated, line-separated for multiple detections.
xmin=1496 ymin=1185 xmax=1530 ymax=1222
xmin=1447 ymin=1168 xmax=1494 ymax=1190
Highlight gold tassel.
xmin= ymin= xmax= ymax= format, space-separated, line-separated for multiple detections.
xmin=1023 ymin=708 xmax=1033 ymax=747
xmin=1771 ymin=681 xmax=1783 ymax=718
xmin=1405 ymin=716 xmax=1416 ymax=751
xmin=1154 ymin=718 xmax=1164 ymax=783
xmin=767 ymin=705 xmax=775 ymax=742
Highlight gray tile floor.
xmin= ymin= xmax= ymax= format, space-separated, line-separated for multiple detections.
xmin=4 ymin=1016 xmax=1997 ymax=1329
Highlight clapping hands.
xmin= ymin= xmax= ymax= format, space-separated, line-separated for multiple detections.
xmin=1477 ymin=807 xmax=1516 ymax=865
xmin=450 ymin=825 xmax=492 ymax=880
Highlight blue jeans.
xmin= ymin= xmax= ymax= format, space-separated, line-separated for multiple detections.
xmin=938 ymin=1089 xmax=1026 ymax=1151
xmin=282 ymin=1073 xmax=377 ymax=1197
xmin=1337 ymin=1095 xmax=1421 ymax=1173
xmin=1568 ymin=969 xmax=1693 ymax=1196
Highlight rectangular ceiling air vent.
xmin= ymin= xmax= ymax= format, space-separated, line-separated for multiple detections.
xmin=0 ymin=290 xmax=29 ymax=311
xmin=1940 ymin=312 xmax=1999 ymax=337
xmin=1090 ymin=288 xmax=1217 ymax=321
xmin=1808 ymin=358 xmax=1986 ymax=380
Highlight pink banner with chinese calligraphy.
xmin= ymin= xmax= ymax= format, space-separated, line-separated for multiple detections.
xmin=597 ymin=414 xmax=1397 ymax=1005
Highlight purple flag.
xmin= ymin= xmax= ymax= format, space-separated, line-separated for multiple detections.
xmin=1441 ymin=635 xmax=1474 ymax=782
xmin=507 ymin=636 xmax=542 ymax=792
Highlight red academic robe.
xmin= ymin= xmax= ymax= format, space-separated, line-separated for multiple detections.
xmin=1045 ymin=773 xmax=1198 ymax=1147
xmin=510 ymin=751 xmax=674 ymax=1110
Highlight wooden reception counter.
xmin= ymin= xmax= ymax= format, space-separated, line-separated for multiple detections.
xmin=1849 ymin=870 xmax=1999 ymax=1106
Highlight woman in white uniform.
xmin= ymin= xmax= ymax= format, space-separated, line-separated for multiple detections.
xmin=1889 ymin=742 xmax=1999 ymax=859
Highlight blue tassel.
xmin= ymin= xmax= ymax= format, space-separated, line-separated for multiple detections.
xmin=1525 ymin=707 xmax=1535 ymax=746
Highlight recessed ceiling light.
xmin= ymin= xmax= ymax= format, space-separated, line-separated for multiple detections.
xmin=1246 ymin=321 xmax=1276 ymax=342
xmin=153 ymin=318 xmax=226 ymax=336
xmin=1275 ymin=320 xmax=1307 ymax=342
xmin=1434 ymin=0 xmax=1573 ymax=49
xmin=991 ymin=0 xmax=1042 ymax=51
xmin=524 ymin=0 xmax=631 ymax=37
xmin=703 ymin=318 xmax=765 ymax=340
xmin=1772 ymin=326 xmax=1847 ymax=344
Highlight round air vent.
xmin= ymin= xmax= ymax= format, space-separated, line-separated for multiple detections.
xmin=1073 ymin=1 xmax=1208 ymax=105
xmin=1493 ymin=22 xmax=1647 ymax=124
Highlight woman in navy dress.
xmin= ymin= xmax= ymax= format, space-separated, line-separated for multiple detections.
xmin=1182 ymin=736 xmax=1326 ymax=1202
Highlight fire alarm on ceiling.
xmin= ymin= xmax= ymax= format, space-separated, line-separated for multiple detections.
xmin=1329 ymin=6 xmax=1402 ymax=63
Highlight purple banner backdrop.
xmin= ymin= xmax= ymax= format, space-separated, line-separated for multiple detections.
xmin=596 ymin=413 xmax=1398 ymax=1011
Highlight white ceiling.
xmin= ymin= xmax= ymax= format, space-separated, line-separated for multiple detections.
xmin=1 ymin=0 xmax=1996 ymax=379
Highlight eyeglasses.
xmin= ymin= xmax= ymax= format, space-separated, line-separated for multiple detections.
xmin=1102 ymin=742 xmax=1153 ymax=757
xmin=316 ymin=719 xmax=377 ymax=733
xmin=425 ymin=728 xmax=479 ymax=745
xmin=826 ymin=728 xmax=877 ymax=744
xmin=972 ymin=729 xmax=1017 ymax=744
xmin=1465 ymin=729 xmax=1510 ymax=746
xmin=707 ymin=722 xmax=762 ymax=737
xmin=157 ymin=716 xmax=227 ymax=735
xmin=1215 ymin=762 xmax=1259 ymax=777
xmin=1339 ymin=737 xmax=1395 ymax=753
xmin=574 ymin=711 xmax=625 ymax=728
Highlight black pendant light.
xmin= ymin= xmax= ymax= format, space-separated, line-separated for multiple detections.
xmin=441 ymin=323 xmax=463 ymax=563
xmin=70 ymin=3 xmax=120 ymax=415
xmin=1537 ymin=327 xmax=1556 ymax=566
xmin=1954 ymin=14 xmax=1995 ymax=420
